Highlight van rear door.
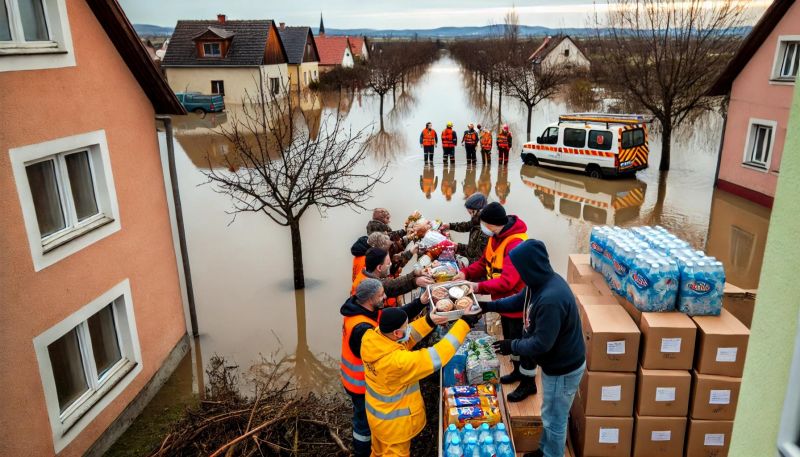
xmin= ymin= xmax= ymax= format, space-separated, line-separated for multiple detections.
xmin=618 ymin=126 xmax=648 ymax=170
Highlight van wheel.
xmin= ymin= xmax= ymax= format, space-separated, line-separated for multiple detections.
xmin=586 ymin=165 xmax=604 ymax=179
xmin=523 ymin=154 xmax=539 ymax=166
xmin=193 ymin=108 xmax=206 ymax=115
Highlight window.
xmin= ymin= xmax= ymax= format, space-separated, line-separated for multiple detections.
xmin=564 ymin=48 xmax=570 ymax=57
xmin=304 ymin=71 xmax=308 ymax=85
xmin=588 ymin=130 xmax=612 ymax=151
xmin=211 ymin=80 xmax=225 ymax=95
xmin=10 ymin=130 xmax=121 ymax=271
xmin=270 ymin=77 xmax=279 ymax=95
xmin=730 ymin=225 xmax=755 ymax=270
xmin=203 ymin=42 xmax=221 ymax=57
xmin=583 ymin=205 xmax=607 ymax=225
xmin=34 ymin=280 xmax=141 ymax=452
xmin=564 ymin=128 xmax=586 ymax=148
xmin=0 ymin=0 xmax=75 ymax=71
xmin=1 ymin=0 xmax=49 ymax=43
xmin=539 ymin=127 xmax=559 ymax=145
xmin=622 ymin=128 xmax=645 ymax=149
xmin=743 ymin=120 xmax=775 ymax=170
xmin=774 ymin=37 xmax=800 ymax=82
xmin=314 ymin=70 xmax=317 ymax=80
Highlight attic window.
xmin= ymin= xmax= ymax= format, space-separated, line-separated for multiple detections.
xmin=564 ymin=48 xmax=570 ymax=57
xmin=203 ymin=42 xmax=221 ymax=57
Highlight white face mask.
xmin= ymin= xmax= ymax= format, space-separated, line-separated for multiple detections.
xmin=396 ymin=325 xmax=411 ymax=343
xmin=481 ymin=223 xmax=494 ymax=236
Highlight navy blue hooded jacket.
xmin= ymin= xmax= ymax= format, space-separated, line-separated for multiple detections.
xmin=485 ymin=239 xmax=585 ymax=376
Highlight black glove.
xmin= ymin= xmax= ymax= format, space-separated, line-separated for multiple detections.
xmin=460 ymin=314 xmax=481 ymax=327
xmin=492 ymin=339 xmax=514 ymax=356
xmin=477 ymin=301 xmax=491 ymax=313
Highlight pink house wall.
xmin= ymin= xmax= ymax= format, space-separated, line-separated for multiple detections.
xmin=717 ymin=3 xmax=799 ymax=203
xmin=0 ymin=0 xmax=186 ymax=455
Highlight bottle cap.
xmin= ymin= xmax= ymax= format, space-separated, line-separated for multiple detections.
xmin=448 ymin=424 xmax=457 ymax=430
xmin=452 ymin=437 xmax=461 ymax=445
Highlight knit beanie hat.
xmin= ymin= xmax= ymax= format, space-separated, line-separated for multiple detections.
xmin=379 ymin=307 xmax=408 ymax=333
xmin=480 ymin=202 xmax=508 ymax=226
xmin=366 ymin=220 xmax=390 ymax=235
xmin=365 ymin=247 xmax=388 ymax=272
xmin=355 ymin=278 xmax=383 ymax=303
xmin=465 ymin=192 xmax=487 ymax=211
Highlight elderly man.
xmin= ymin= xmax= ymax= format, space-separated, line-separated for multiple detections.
xmin=352 ymin=248 xmax=434 ymax=305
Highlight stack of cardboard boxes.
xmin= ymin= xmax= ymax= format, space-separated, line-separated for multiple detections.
xmin=566 ymin=254 xmax=751 ymax=457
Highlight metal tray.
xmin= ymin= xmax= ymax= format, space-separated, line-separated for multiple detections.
xmin=428 ymin=281 xmax=481 ymax=321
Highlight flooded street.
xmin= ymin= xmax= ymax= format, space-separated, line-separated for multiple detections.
xmin=114 ymin=54 xmax=769 ymax=451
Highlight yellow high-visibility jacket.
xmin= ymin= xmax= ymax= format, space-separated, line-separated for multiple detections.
xmin=361 ymin=317 xmax=470 ymax=445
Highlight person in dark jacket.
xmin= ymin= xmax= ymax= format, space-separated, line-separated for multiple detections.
xmin=484 ymin=240 xmax=586 ymax=457
xmin=442 ymin=192 xmax=489 ymax=264
xmin=352 ymin=248 xmax=433 ymax=299
xmin=351 ymin=217 xmax=402 ymax=281
xmin=462 ymin=123 xmax=479 ymax=165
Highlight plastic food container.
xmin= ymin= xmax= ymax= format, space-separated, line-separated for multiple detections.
xmin=429 ymin=281 xmax=481 ymax=320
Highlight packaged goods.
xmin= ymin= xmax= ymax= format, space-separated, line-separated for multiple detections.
xmin=465 ymin=338 xmax=500 ymax=385
xmin=442 ymin=345 xmax=468 ymax=387
xmin=445 ymin=384 xmax=496 ymax=399
xmin=436 ymin=299 xmax=455 ymax=312
xmin=678 ymin=259 xmax=725 ymax=316
xmin=447 ymin=405 xmax=502 ymax=428
xmin=446 ymin=395 xmax=499 ymax=409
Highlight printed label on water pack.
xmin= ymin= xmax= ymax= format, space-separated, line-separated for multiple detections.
xmin=607 ymin=341 xmax=626 ymax=355
xmin=651 ymin=431 xmax=672 ymax=442
xmin=660 ymin=338 xmax=682 ymax=353
xmin=704 ymin=433 xmax=725 ymax=446
xmin=591 ymin=241 xmax=603 ymax=254
xmin=613 ymin=259 xmax=629 ymax=276
xmin=716 ymin=347 xmax=738 ymax=363
xmin=687 ymin=280 xmax=713 ymax=295
xmin=599 ymin=428 xmax=620 ymax=444
xmin=601 ymin=385 xmax=622 ymax=402
xmin=631 ymin=271 xmax=650 ymax=289
xmin=655 ymin=387 xmax=676 ymax=402
xmin=709 ymin=390 xmax=731 ymax=405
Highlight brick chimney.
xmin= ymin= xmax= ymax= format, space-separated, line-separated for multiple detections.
xmin=217 ymin=14 xmax=226 ymax=24
xmin=279 ymin=22 xmax=286 ymax=30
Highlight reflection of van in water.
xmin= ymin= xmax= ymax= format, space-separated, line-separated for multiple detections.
xmin=520 ymin=164 xmax=647 ymax=225
xmin=521 ymin=113 xmax=650 ymax=178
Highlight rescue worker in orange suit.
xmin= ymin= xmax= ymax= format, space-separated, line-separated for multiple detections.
xmin=497 ymin=124 xmax=513 ymax=165
xmin=441 ymin=164 xmax=456 ymax=201
xmin=496 ymin=164 xmax=510 ymax=205
xmin=362 ymin=306 xmax=480 ymax=456
xmin=479 ymin=125 xmax=493 ymax=164
xmin=340 ymin=279 xmax=433 ymax=457
xmin=441 ymin=121 xmax=458 ymax=165
xmin=462 ymin=123 xmax=479 ymax=165
xmin=419 ymin=122 xmax=438 ymax=164
xmin=453 ymin=202 xmax=538 ymax=402
xmin=419 ymin=164 xmax=438 ymax=199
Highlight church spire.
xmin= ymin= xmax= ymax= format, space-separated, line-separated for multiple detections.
xmin=319 ymin=12 xmax=325 ymax=35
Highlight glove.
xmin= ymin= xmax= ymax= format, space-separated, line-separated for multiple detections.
xmin=460 ymin=314 xmax=481 ymax=327
xmin=492 ymin=339 xmax=514 ymax=356
xmin=477 ymin=301 xmax=491 ymax=313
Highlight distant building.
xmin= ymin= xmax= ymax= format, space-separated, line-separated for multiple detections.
xmin=527 ymin=35 xmax=590 ymax=72
xmin=0 ymin=0 xmax=188 ymax=455
xmin=708 ymin=0 xmax=798 ymax=208
xmin=162 ymin=15 xmax=290 ymax=104
xmin=315 ymin=35 xmax=355 ymax=71
xmin=140 ymin=38 xmax=158 ymax=61
xmin=349 ymin=36 xmax=370 ymax=62
xmin=278 ymin=24 xmax=320 ymax=92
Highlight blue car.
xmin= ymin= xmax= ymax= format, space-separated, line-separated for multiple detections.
xmin=176 ymin=92 xmax=225 ymax=114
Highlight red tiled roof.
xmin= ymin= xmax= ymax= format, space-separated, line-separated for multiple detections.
xmin=315 ymin=35 xmax=350 ymax=65
xmin=349 ymin=36 xmax=364 ymax=57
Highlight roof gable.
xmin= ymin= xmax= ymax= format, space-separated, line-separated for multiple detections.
xmin=349 ymin=37 xmax=365 ymax=57
xmin=193 ymin=26 xmax=236 ymax=40
xmin=315 ymin=35 xmax=351 ymax=65
xmin=279 ymin=26 xmax=318 ymax=64
xmin=163 ymin=19 xmax=274 ymax=67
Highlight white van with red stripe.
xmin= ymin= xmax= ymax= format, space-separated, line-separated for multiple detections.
xmin=521 ymin=113 xmax=650 ymax=178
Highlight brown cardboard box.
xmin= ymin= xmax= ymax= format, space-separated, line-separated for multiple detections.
xmin=577 ymin=294 xmax=620 ymax=309
xmin=568 ymin=254 xmax=593 ymax=283
xmin=685 ymin=420 xmax=733 ymax=457
xmin=571 ymin=283 xmax=602 ymax=297
xmin=582 ymin=304 xmax=641 ymax=372
xmin=692 ymin=310 xmax=750 ymax=377
xmin=570 ymin=395 xmax=634 ymax=457
xmin=690 ymin=372 xmax=741 ymax=420
xmin=722 ymin=283 xmax=756 ymax=329
xmin=579 ymin=371 xmax=636 ymax=417
xmin=591 ymin=277 xmax=616 ymax=297
xmin=616 ymin=294 xmax=643 ymax=326
xmin=637 ymin=368 xmax=691 ymax=417
xmin=632 ymin=415 xmax=687 ymax=457
xmin=640 ymin=312 xmax=697 ymax=370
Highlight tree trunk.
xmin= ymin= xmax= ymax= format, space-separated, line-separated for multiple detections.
xmin=392 ymin=84 xmax=396 ymax=104
xmin=526 ymin=104 xmax=533 ymax=142
xmin=660 ymin=121 xmax=672 ymax=171
xmin=379 ymin=94 xmax=385 ymax=131
xmin=289 ymin=219 xmax=305 ymax=289
xmin=498 ymin=78 xmax=503 ymax=125
xmin=489 ymin=81 xmax=494 ymax=109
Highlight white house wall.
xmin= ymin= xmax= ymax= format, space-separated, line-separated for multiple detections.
xmin=543 ymin=38 xmax=590 ymax=71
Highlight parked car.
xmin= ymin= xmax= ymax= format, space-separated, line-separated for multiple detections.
xmin=175 ymin=92 xmax=225 ymax=114
xmin=521 ymin=113 xmax=650 ymax=178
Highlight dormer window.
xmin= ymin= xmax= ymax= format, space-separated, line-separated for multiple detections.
xmin=203 ymin=42 xmax=221 ymax=57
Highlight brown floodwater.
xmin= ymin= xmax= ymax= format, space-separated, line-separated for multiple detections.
xmin=120 ymin=54 xmax=769 ymax=448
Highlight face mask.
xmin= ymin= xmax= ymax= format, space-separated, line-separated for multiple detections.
xmin=397 ymin=325 xmax=411 ymax=343
xmin=481 ymin=223 xmax=494 ymax=236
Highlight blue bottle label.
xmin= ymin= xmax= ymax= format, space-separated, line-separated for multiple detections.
xmin=590 ymin=241 xmax=603 ymax=254
xmin=613 ymin=259 xmax=628 ymax=276
xmin=687 ymin=281 xmax=713 ymax=295
xmin=631 ymin=272 xmax=649 ymax=289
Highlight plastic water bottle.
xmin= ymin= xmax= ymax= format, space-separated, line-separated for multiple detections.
xmin=480 ymin=436 xmax=497 ymax=457
xmin=445 ymin=424 xmax=460 ymax=448
xmin=477 ymin=423 xmax=492 ymax=444
xmin=462 ymin=423 xmax=478 ymax=443
xmin=492 ymin=423 xmax=508 ymax=443
xmin=464 ymin=436 xmax=480 ymax=457
xmin=496 ymin=435 xmax=514 ymax=457
xmin=446 ymin=436 xmax=464 ymax=457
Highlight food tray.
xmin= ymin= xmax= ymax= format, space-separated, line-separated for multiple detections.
xmin=428 ymin=280 xmax=481 ymax=320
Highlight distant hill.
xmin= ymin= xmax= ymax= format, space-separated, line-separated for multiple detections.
xmin=134 ymin=24 xmax=174 ymax=36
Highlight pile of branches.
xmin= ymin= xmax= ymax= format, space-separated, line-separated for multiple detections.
xmin=150 ymin=356 xmax=352 ymax=456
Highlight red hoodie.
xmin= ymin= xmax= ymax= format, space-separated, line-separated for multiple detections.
xmin=463 ymin=215 xmax=528 ymax=317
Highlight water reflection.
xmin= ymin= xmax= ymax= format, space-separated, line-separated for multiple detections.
xmin=420 ymin=164 xmax=438 ymax=199
xmin=478 ymin=164 xmax=492 ymax=197
xmin=441 ymin=165 xmax=456 ymax=201
xmin=496 ymin=165 xmax=511 ymax=205
xmin=462 ymin=165 xmax=477 ymax=199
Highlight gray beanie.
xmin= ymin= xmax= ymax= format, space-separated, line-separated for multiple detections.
xmin=465 ymin=192 xmax=487 ymax=210
xmin=356 ymin=278 xmax=383 ymax=303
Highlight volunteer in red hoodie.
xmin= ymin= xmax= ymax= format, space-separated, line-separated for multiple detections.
xmin=453 ymin=202 xmax=537 ymax=401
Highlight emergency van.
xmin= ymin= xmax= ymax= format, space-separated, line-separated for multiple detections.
xmin=521 ymin=113 xmax=650 ymax=178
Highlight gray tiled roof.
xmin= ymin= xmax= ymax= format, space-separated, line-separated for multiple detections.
xmin=163 ymin=20 xmax=272 ymax=67
xmin=278 ymin=26 xmax=311 ymax=64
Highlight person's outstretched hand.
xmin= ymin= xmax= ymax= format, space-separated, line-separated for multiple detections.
xmin=492 ymin=339 xmax=513 ymax=355
xmin=415 ymin=276 xmax=435 ymax=287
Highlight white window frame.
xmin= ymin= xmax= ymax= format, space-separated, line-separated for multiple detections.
xmin=33 ymin=279 xmax=142 ymax=453
xmin=771 ymin=35 xmax=800 ymax=84
xmin=741 ymin=118 xmax=777 ymax=172
xmin=10 ymin=130 xmax=121 ymax=271
xmin=778 ymin=312 xmax=800 ymax=457
xmin=0 ymin=0 xmax=75 ymax=71
xmin=203 ymin=41 xmax=221 ymax=57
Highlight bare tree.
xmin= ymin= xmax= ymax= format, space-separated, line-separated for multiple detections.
xmin=506 ymin=62 xmax=571 ymax=141
xmin=598 ymin=0 xmax=747 ymax=171
xmin=203 ymin=88 xmax=388 ymax=289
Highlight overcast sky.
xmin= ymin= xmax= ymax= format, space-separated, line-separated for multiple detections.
xmin=119 ymin=0 xmax=771 ymax=30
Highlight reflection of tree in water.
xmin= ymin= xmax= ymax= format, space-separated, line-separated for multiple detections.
xmin=441 ymin=165 xmax=456 ymax=201
xmin=478 ymin=164 xmax=492 ymax=198
xmin=495 ymin=165 xmax=510 ymax=205
xmin=368 ymin=129 xmax=407 ymax=161
xmin=463 ymin=165 xmax=477 ymax=199
xmin=420 ymin=164 xmax=438 ymax=200
xmin=388 ymin=89 xmax=418 ymax=122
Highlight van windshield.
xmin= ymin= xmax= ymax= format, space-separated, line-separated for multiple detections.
xmin=622 ymin=128 xmax=645 ymax=149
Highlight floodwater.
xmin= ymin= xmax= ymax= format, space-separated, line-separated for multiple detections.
xmin=121 ymin=53 xmax=769 ymax=448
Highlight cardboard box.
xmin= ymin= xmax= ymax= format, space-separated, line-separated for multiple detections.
xmin=576 ymin=294 xmax=620 ymax=309
xmin=591 ymin=277 xmax=616 ymax=297
xmin=571 ymin=283 xmax=602 ymax=297
xmin=722 ymin=283 xmax=756 ymax=329
xmin=632 ymin=415 xmax=687 ymax=457
xmin=692 ymin=310 xmax=750 ymax=377
xmin=690 ymin=372 xmax=741 ymax=420
xmin=617 ymin=294 xmax=643 ymax=326
xmin=640 ymin=312 xmax=697 ymax=370
xmin=637 ymin=368 xmax=691 ymax=417
xmin=579 ymin=371 xmax=636 ymax=417
xmin=570 ymin=395 xmax=634 ymax=457
xmin=685 ymin=420 xmax=733 ymax=457
xmin=582 ymin=304 xmax=641 ymax=372
xmin=568 ymin=254 xmax=593 ymax=283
